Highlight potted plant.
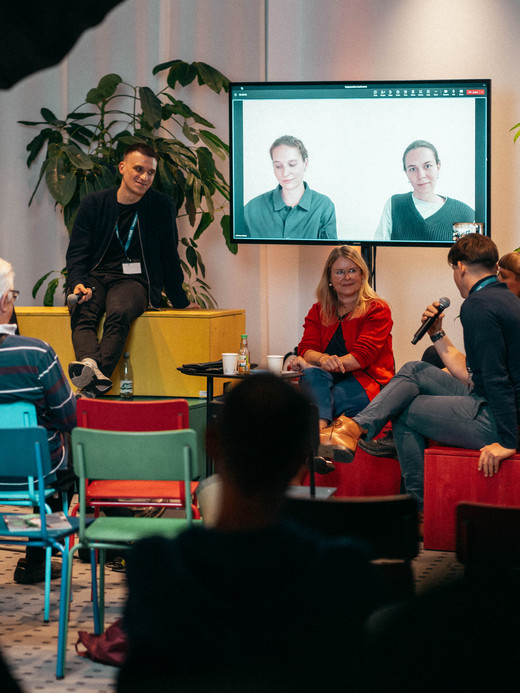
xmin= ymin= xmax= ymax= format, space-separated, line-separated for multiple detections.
xmin=19 ymin=59 xmax=236 ymax=307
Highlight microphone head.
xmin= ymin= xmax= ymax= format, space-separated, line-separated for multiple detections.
xmin=66 ymin=293 xmax=79 ymax=308
xmin=438 ymin=296 xmax=450 ymax=310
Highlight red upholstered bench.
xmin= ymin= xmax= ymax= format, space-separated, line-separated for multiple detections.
xmin=301 ymin=444 xmax=402 ymax=498
xmin=423 ymin=446 xmax=520 ymax=551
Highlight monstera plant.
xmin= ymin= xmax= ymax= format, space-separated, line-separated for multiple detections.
xmin=20 ymin=59 xmax=236 ymax=307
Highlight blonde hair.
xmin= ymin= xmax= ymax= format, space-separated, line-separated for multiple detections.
xmin=498 ymin=251 xmax=520 ymax=277
xmin=316 ymin=246 xmax=384 ymax=325
xmin=0 ymin=258 xmax=14 ymax=299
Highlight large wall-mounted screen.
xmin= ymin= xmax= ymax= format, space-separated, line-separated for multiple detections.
xmin=230 ymin=79 xmax=490 ymax=247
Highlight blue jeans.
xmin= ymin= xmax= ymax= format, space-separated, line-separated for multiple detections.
xmin=299 ymin=367 xmax=370 ymax=422
xmin=353 ymin=361 xmax=498 ymax=508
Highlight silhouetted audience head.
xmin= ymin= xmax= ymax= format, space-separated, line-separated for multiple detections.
xmin=208 ymin=373 xmax=315 ymax=494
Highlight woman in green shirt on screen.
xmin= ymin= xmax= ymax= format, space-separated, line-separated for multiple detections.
xmin=243 ymin=135 xmax=337 ymax=241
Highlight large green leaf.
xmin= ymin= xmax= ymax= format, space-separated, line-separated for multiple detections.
xmin=45 ymin=157 xmax=67 ymax=203
xmin=139 ymin=86 xmax=162 ymax=129
xmin=158 ymin=158 xmax=175 ymax=194
xmin=198 ymin=130 xmax=229 ymax=159
xmin=196 ymin=147 xmax=217 ymax=177
xmin=67 ymin=111 xmax=97 ymax=121
xmin=32 ymin=270 xmax=55 ymax=298
xmin=165 ymin=61 xmax=197 ymax=89
xmin=41 ymin=107 xmax=64 ymax=126
xmin=43 ymin=278 xmax=60 ymax=306
xmin=193 ymin=211 xmax=213 ymax=240
xmin=186 ymin=244 xmax=198 ymax=269
xmin=182 ymin=122 xmax=199 ymax=144
xmin=221 ymin=215 xmax=237 ymax=254
xmin=62 ymin=143 xmax=94 ymax=170
xmin=162 ymin=95 xmax=214 ymax=127
xmin=59 ymin=170 xmax=77 ymax=207
xmin=86 ymin=73 xmax=123 ymax=104
xmin=25 ymin=129 xmax=53 ymax=166
xmin=192 ymin=62 xmax=229 ymax=94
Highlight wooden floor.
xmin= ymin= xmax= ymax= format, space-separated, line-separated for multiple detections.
xmin=0 ymin=519 xmax=463 ymax=693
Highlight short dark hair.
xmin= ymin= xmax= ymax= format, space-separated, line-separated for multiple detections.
xmin=123 ymin=142 xmax=158 ymax=161
xmin=215 ymin=374 xmax=315 ymax=493
xmin=447 ymin=233 xmax=498 ymax=270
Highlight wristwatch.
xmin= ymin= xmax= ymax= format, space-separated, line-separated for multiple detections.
xmin=430 ymin=330 xmax=446 ymax=343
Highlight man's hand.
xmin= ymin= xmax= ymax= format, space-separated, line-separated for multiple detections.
xmin=183 ymin=302 xmax=200 ymax=310
xmin=422 ymin=302 xmax=445 ymax=336
xmin=478 ymin=443 xmax=516 ymax=477
xmin=74 ymin=284 xmax=92 ymax=303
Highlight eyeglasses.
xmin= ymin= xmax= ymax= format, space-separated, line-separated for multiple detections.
xmin=9 ymin=289 xmax=20 ymax=301
xmin=332 ymin=268 xmax=360 ymax=277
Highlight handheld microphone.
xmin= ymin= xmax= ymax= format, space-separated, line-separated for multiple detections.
xmin=411 ymin=297 xmax=450 ymax=345
xmin=67 ymin=287 xmax=93 ymax=308
xmin=66 ymin=293 xmax=79 ymax=308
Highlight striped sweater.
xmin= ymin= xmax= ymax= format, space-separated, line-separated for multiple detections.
xmin=0 ymin=334 xmax=76 ymax=474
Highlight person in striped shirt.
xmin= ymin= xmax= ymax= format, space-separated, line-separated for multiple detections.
xmin=0 ymin=257 xmax=77 ymax=584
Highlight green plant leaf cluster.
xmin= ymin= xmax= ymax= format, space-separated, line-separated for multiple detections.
xmin=20 ymin=59 xmax=236 ymax=308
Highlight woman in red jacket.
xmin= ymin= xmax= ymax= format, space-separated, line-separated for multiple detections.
xmin=291 ymin=246 xmax=394 ymax=462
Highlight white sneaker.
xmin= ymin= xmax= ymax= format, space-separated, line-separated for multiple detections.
xmin=68 ymin=358 xmax=112 ymax=393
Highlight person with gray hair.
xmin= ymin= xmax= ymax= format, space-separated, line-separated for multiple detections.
xmin=243 ymin=135 xmax=337 ymax=240
xmin=0 ymin=257 xmax=76 ymax=584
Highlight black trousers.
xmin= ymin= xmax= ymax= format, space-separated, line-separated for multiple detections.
xmin=70 ymin=270 xmax=148 ymax=378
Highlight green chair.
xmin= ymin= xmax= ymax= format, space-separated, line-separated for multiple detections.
xmin=0 ymin=402 xmax=70 ymax=623
xmin=58 ymin=427 xmax=200 ymax=679
xmin=0 ymin=426 xmax=80 ymax=678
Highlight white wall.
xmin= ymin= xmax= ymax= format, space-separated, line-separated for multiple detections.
xmin=1 ymin=0 xmax=520 ymax=370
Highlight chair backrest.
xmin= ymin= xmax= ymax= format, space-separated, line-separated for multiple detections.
xmin=0 ymin=426 xmax=52 ymax=485
xmin=75 ymin=398 xmax=189 ymax=432
xmin=283 ymin=494 xmax=419 ymax=561
xmin=0 ymin=401 xmax=38 ymax=428
xmin=72 ymin=428 xmax=197 ymax=525
xmin=72 ymin=427 xmax=197 ymax=482
xmin=456 ymin=501 xmax=520 ymax=570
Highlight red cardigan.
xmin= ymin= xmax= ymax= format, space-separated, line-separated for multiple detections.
xmin=297 ymin=300 xmax=395 ymax=401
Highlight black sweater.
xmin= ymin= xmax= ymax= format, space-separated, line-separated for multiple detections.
xmin=66 ymin=187 xmax=188 ymax=309
xmin=462 ymin=278 xmax=520 ymax=449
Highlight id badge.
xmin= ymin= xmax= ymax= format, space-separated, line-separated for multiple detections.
xmin=122 ymin=261 xmax=141 ymax=275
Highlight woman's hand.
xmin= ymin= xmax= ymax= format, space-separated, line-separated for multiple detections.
xmin=289 ymin=355 xmax=310 ymax=372
xmin=319 ymin=354 xmax=346 ymax=373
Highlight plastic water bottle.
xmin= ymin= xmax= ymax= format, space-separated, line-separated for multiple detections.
xmin=120 ymin=352 xmax=133 ymax=399
xmin=237 ymin=334 xmax=250 ymax=373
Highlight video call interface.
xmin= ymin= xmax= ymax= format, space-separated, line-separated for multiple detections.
xmin=230 ymin=80 xmax=490 ymax=246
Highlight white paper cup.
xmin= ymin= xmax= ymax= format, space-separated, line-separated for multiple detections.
xmin=267 ymin=354 xmax=284 ymax=375
xmin=222 ymin=353 xmax=237 ymax=375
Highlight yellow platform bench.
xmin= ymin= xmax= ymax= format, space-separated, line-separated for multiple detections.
xmin=16 ymin=307 xmax=245 ymax=398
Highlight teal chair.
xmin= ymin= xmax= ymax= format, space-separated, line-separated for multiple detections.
xmin=58 ymin=427 xmax=200 ymax=679
xmin=0 ymin=427 xmax=80 ymax=679
xmin=0 ymin=402 xmax=70 ymax=623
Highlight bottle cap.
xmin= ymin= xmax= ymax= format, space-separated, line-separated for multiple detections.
xmin=124 ymin=351 xmax=130 ymax=357
xmin=241 ymin=334 xmax=247 ymax=339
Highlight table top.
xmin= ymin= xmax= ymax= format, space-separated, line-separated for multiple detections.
xmin=178 ymin=366 xmax=298 ymax=380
